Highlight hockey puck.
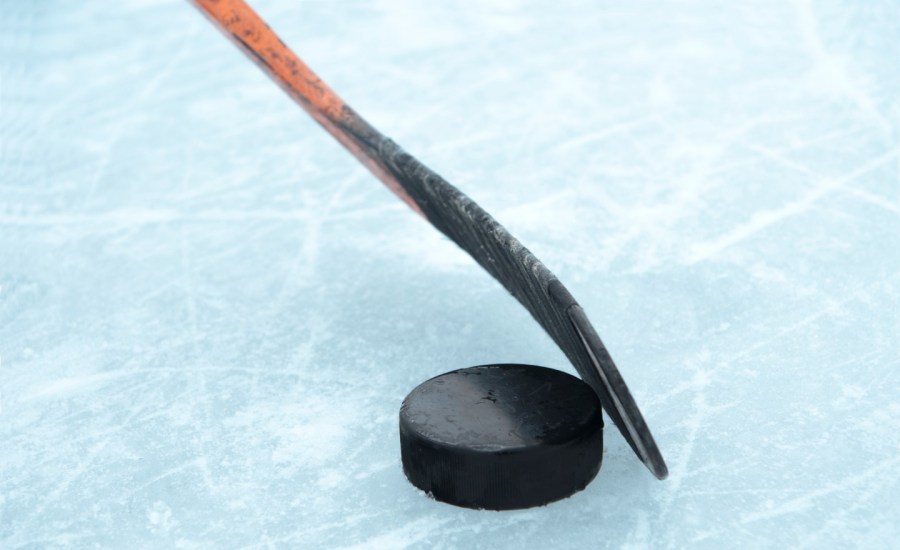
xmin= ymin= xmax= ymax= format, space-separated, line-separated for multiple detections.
xmin=399 ymin=364 xmax=604 ymax=510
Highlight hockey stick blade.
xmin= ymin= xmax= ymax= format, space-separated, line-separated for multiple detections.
xmin=190 ymin=0 xmax=668 ymax=480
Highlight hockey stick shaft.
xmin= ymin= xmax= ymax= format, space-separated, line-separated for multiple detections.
xmin=190 ymin=0 xmax=422 ymax=215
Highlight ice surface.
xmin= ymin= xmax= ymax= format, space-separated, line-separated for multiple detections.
xmin=2 ymin=0 xmax=899 ymax=547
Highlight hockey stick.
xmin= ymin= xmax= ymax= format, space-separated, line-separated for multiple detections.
xmin=189 ymin=0 xmax=668 ymax=480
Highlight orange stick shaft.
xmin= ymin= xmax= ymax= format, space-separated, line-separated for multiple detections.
xmin=189 ymin=0 xmax=422 ymax=214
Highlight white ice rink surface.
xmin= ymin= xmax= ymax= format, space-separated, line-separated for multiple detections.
xmin=2 ymin=0 xmax=899 ymax=547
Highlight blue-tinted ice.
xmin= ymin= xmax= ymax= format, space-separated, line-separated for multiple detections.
xmin=2 ymin=0 xmax=898 ymax=547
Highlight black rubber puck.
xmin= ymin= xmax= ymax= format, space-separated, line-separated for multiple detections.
xmin=399 ymin=364 xmax=604 ymax=510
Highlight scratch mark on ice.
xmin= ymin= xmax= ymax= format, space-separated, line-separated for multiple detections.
xmin=686 ymin=147 xmax=899 ymax=263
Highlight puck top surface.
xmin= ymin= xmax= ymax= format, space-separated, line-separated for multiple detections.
xmin=402 ymin=364 xmax=598 ymax=450
xmin=399 ymin=364 xmax=604 ymax=510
